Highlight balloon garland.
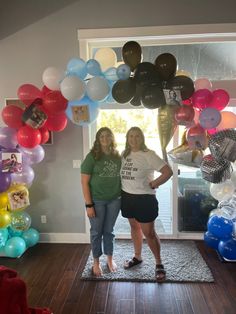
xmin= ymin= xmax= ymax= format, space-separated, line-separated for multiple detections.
xmin=0 ymin=42 xmax=236 ymax=260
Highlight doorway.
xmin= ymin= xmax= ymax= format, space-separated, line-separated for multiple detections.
xmin=96 ymin=108 xmax=173 ymax=237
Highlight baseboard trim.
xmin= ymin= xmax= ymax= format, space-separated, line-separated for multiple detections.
xmin=39 ymin=232 xmax=90 ymax=243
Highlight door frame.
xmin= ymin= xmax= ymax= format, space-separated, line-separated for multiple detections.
xmin=79 ymin=24 xmax=236 ymax=240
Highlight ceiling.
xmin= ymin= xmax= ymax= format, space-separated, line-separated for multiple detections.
xmin=0 ymin=0 xmax=78 ymax=40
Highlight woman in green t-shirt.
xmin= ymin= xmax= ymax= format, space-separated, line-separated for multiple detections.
xmin=81 ymin=127 xmax=121 ymax=276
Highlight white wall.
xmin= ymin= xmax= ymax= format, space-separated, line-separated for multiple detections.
xmin=0 ymin=0 xmax=236 ymax=241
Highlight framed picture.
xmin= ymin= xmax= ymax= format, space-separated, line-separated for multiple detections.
xmin=5 ymin=98 xmax=26 ymax=109
xmin=71 ymin=105 xmax=90 ymax=123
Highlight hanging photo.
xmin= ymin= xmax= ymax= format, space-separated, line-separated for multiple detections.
xmin=163 ymin=89 xmax=182 ymax=106
xmin=71 ymin=105 xmax=89 ymax=123
xmin=1 ymin=152 xmax=22 ymax=173
xmin=8 ymin=188 xmax=30 ymax=211
xmin=22 ymin=103 xmax=47 ymax=129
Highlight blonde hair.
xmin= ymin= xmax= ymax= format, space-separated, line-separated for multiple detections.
xmin=123 ymin=126 xmax=148 ymax=158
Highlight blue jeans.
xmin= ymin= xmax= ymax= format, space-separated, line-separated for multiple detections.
xmin=89 ymin=198 xmax=121 ymax=258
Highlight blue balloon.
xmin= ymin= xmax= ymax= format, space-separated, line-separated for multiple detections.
xmin=67 ymin=58 xmax=87 ymax=79
xmin=116 ymin=64 xmax=131 ymax=80
xmin=204 ymin=231 xmax=220 ymax=250
xmin=218 ymin=238 xmax=236 ymax=260
xmin=104 ymin=67 xmax=118 ymax=81
xmin=0 ymin=228 xmax=8 ymax=247
xmin=207 ymin=215 xmax=234 ymax=239
xmin=86 ymin=59 xmax=101 ymax=76
xmin=66 ymin=96 xmax=99 ymax=126
xmin=4 ymin=236 xmax=26 ymax=258
xmin=22 ymin=228 xmax=39 ymax=247
xmin=199 ymin=108 xmax=221 ymax=129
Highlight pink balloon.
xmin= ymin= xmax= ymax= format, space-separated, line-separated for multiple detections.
xmin=208 ymin=89 xmax=230 ymax=111
xmin=192 ymin=89 xmax=213 ymax=110
xmin=194 ymin=78 xmax=212 ymax=91
xmin=17 ymin=84 xmax=42 ymax=107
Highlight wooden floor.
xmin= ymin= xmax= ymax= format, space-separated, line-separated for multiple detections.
xmin=1 ymin=241 xmax=236 ymax=314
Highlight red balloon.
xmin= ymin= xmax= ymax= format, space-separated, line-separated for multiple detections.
xmin=175 ymin=105 xmax=195 ymax=125
xmin=39 ymin=127 xmax=50 ymax=144
xmin=17 ymin=126 xmax=41 ymax=148
xmin=44 ymin=112 xmax=67 ymax=132
xmin=208 ymin=89 xmax=230 ymax=111
xmin=43 ymin=91 xmax=68 ymax=114
xmin=17 ymin=84 xmax=42 ymax=107
xmin=41 ymin=85 xmax=52 ymax=98
xmin=1 ymin=105 xmax=24 ymax=129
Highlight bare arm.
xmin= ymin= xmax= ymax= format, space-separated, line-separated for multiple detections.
xmin=149 ymin=164 xmax=173 ymax=189
xmin=81 ymin=173 xmax=95 ymax=218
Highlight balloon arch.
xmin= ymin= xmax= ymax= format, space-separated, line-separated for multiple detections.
xmin=0 ymin=41 xmax=236 ymax=260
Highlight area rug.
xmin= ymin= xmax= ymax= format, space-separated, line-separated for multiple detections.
xmin=81 ymin=240 xmax=214 ymax=283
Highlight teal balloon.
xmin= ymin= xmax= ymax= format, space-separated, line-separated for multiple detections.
xmin=4 ymin=236 xmax=26 ymax=258
xmin=8 ymin=226 xmax=23 ymax=238
xmin=0 ymin=228 xmax=8 ymax=247
xmin=22 ymin=228 xmax=39 ymax=247
xmin=66 ymin=96 xmax=99 ymax=126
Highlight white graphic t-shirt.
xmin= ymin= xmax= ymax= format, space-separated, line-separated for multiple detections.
xmin=121 ymin=150 xmax=166 ymax=195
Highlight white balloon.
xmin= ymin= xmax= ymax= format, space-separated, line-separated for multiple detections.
xmin=42 ymin=67 xmax=64 ymax=90
xmin=86 ymin=76 xmax=110 ymax=101
xmin=210 ymin=180 xmax=235 ymax=201
xmin=94 ymin=48 xmax=117 ymax=71
xmin=60 ymin=76 xmax=85 ymax=101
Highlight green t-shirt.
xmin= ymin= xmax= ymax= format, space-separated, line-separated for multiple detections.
xmin=81 ymin=152 xmax=121 ymax=201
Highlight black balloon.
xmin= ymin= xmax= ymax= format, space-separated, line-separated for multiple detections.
xmin=134 ymin=62 xmax=161 ymax=87
xmin=141 ymin=85 xmax=165 ymax=109
xmin=155 ymin=53 xmax=177 ymax=81
xmin=122 ymin=41 xmax=142 ymax=72
xmin=167 ymin=75 xmax=194 ymax=100
xmin=112 ymin=78 xmax=136 ymax=104
xmin=130 ymin=94 xmax=142 ymax=107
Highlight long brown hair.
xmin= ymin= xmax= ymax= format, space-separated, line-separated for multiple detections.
xmin=123 ymin=126 xmax=148 ymax=158
xmin=91 ymin=127 xmax=120 ymax=160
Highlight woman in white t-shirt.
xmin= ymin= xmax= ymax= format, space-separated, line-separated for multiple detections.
xmin=121 ymin=127 xmax=173 ymax=282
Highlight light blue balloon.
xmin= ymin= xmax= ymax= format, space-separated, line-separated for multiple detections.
xmin=67 ymin=58 xmax=87 ymax=79
xmin=66 ymin=96 xmax=99 ymax=126
xmin=104 ymin=67 xmax=118 ymax=81
xmin=22 ymin=228 xmax=39 ymax=247
xmin=4 ymin=236 xmax=26 ymax=258
xmin=86 ymin=59 xmax=101 ymax=76
xmin=0 ymin=228 xmax=8 ymax=247
xmin=116 ymin=64 xmax=131 ymax=80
